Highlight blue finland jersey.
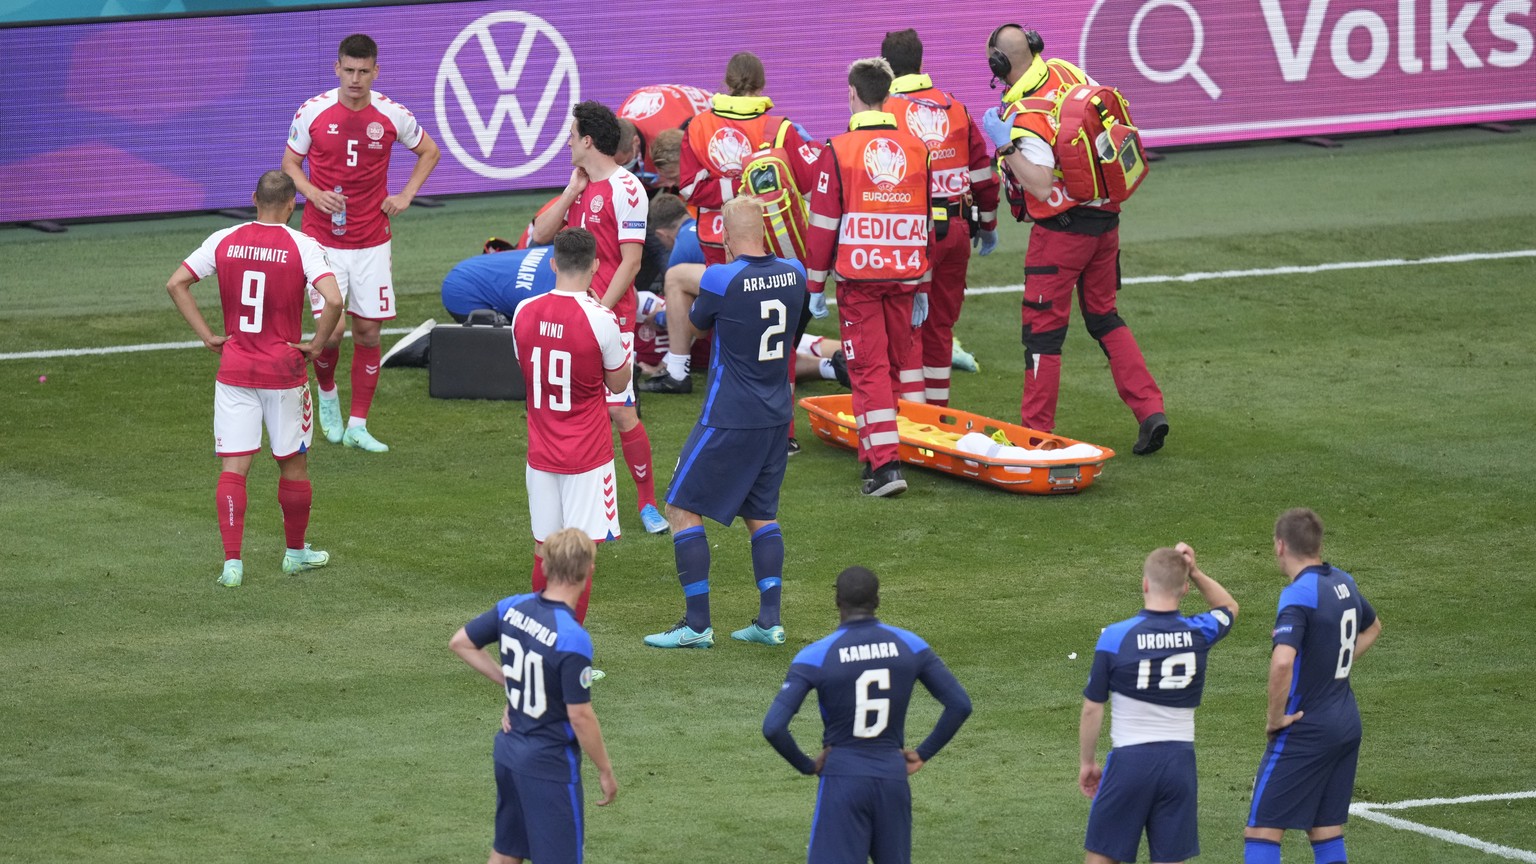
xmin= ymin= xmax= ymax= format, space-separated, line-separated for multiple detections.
xmin=765 ymin=618 xmax=970 ymax=779
xmin=440 ymin=245 xmax=558 ymax=318
xmin=691 ymin=253 xmax=806 ymax=428
xmin=1085 ymin=607 xmax=1234 ymax=707
xmin=1272 ymin=564 xmax=1377 ymax=735
xmin=464 ymin=592 xmax=595 ymax=782
xmin=667 ymin=218 xmax=703 ymax=268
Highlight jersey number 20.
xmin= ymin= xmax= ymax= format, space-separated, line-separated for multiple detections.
xmin=500 ymin=635 xmax=548 ymax=719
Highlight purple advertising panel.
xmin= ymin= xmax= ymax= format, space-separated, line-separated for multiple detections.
xmin=2 ymin=0 xmax=1533 ymax=223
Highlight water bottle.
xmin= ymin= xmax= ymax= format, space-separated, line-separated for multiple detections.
xmin=330 ymin=185 xmax=346 ymax=236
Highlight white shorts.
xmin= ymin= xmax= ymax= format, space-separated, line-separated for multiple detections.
xmin=214 ymin=381 xmax=313 ymax=459
xmin=310 ymin=240 xmax=396 ymax=321
xmin=526 ymin=461 xmax=622 ymax=543
xmin=606 ymin=330 xmax=636 ymax=406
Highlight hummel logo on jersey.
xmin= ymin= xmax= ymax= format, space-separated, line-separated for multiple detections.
xmin=434 ymin=11 xmax=579 ymax=181
xmin=327 ymin=123 xmax=339 ymax=135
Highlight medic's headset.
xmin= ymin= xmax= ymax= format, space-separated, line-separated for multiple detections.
xmin=987 ymin=24 xmax=1045 ymax=88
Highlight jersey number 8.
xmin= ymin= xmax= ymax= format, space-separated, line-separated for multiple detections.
xmin=500 ymin=635 xmax=548 ymax=719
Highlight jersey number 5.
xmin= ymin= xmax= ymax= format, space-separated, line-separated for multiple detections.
xmin=853 ymin=668 xmax=891 ymax=738
xmin=529 ymin=347 xmax=572 ymax=411
xmin=500 ymin=635 xmax=548 ymax=719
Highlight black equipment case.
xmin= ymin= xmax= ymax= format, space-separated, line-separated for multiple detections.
xmin=428 ymin=310 xmax=525 ymax=400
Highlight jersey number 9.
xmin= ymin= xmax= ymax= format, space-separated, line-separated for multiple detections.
xmin=239 ymin=270 xmax=265 ymax=334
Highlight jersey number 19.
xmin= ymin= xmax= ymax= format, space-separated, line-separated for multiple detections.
xmin=529 ymin=347 xmax=572 ymax=411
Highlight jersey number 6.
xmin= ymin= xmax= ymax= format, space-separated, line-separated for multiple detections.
xmin=853 ymin=667 xmax=892 ymax=738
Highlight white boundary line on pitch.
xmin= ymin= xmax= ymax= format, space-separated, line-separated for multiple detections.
xmin=1350 ymin=790 xmax=1536 ymax=862
xmin=5 ymin=249 xmax=1535 ymax=363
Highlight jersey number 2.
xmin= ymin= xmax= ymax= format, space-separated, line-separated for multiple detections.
xmin=500 ymin=635 xmax=548 ymax=719
xmin=758 ymin=299 xmax=788 ymax=362
xmin=529 ymin=347 xmax=572 ymax=411
xmin=853 ymin=668 xmax=891 ymax=738
xmin=239 ymin=270 xmax=265 ymax=333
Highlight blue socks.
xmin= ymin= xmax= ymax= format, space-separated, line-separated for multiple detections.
xmin=1312 ymin=836 xmax=1346 ymax=864
xmin=751 ymin=523 xmax=784 ymax=628
xmin=674 ymin=526 xmax=710 ymax=631
xmin=1244 ymin=838 xmax=1281 ymax=864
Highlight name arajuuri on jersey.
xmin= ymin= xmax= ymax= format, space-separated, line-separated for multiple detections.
xmin=743 ymin=272 xmax=798 ymax=292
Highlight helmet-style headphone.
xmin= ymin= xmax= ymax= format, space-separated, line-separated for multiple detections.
xmin=987 ymin=23 xmax=1045 ymax=88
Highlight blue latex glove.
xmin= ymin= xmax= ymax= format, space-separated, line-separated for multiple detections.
xmin=973 ymin=228 xmax=999 ymax=257
xmin=911 ymin=292 xmax=930 ymax=327
xmin=808 ymin=292 xmax=829 ymax=319
xmin=981 ymin=106 xmax=1014 ymax=148
xmin=653 ymin=309 xmax=667 ymax=329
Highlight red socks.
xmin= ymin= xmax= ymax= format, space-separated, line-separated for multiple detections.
xmin=349 ymin=343 xmax=381 ymax=421
xmin=277 ymin=478 xmax=312 ymax=550
xmin=618 ymin=423 xmax=657 ymax=509
xmin=314 ymin=344 xmax=340 ymax=391
xmin=216 ymin=472 xmax=247 ymax=560
xmin=531 ymin=552 xmax=546 ymax=592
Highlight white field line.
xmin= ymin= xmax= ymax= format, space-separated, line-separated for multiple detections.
xmin=5 ymin=249 xmax=1535 ymax=363
xmin=1350 ymin=790 xmax=1536 ymax=862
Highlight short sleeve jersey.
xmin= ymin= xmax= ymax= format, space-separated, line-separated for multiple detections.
xmin=777 ymin=618 xmax=950 ymax=779
xmin=1085 ymin=606 xmax=1235 ymax=747
xmin=463 ymin=593 xmax=594 ymax=782
xmin=287 ymin=89 xmax=424 ymax=250
xmin=512 ymin=291 xmax=628 ymax=474
xmin=440 ymin=246 xmax=558 ymax=318
xmin=565 ymin=167 xmax=648 ymax=331
xmin=1272 ymin=564 xmax=1377 ymax=736
xmin=667 ymin=218 xmax=704 ymax=268
xmin=690 ymin=254 xmax=805 ymax=429
xmin=181 ymin=221 xmax=334 ymax=390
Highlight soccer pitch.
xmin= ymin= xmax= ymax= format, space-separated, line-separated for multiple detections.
xmin=2 ymin=126 xmax=1534 ymax=863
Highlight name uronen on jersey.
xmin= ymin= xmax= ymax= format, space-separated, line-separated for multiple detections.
xmin=1136 ymin=631 xmax=1194 ymax=651
xmin=742 ymin=272 xmax=798 ymax=292
xmin=538 ymin=321 xmax=565 ymax=339
xmin=224 ymin=245 xmax=291 ymax=263
xmin=501 ymin=606 xmax=558 ymax=647
xmin=838 ymin=641 xmax=901 ymax=663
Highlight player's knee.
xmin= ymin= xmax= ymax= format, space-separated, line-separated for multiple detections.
xmin=1083 ymin=310 xmax=1126 ymax=342
xmin=1022 ymin=325 xmax=1067 ymax=356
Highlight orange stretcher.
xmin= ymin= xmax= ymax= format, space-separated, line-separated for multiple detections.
xmin=799 ymin=394 xmax=1115 ymax=495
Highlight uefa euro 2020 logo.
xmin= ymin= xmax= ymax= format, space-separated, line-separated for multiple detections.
xmin=904 ymin=103 xmax=949 ymax=150
xmin=621 ymin=90 xmax=665 ymax=121
xmin=707 ymin=127 xmax=753 ymax=176
xmin=862 ymin=138 xmax=908 ymax=189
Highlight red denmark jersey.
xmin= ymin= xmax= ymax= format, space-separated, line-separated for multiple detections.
xmin=287 ymin=89 xmax=424 ymax=249
xmin=620 ymin=84 xmax=712 ymax=174
xmin=513 ymin=291 xmax=630 ymax=474
xmin=884 ymin=74 xmax=1000 ymax=229
xmin=181 ymin=221 xmax=334 ymax=390
xmin=564 ymin=167 xmax=648 ymax=331
xmin=806 ymin=113 xmax=934 ymax=289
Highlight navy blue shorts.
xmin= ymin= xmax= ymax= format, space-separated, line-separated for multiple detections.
xmin=808 ymin=774 xmax=912 ymax=864
xmin=1085 ymin=741 xmax=1199 ymax=863
xmin=493 ymin=760 xmax=583 ymax=864
xmin=667 ymin=423 xmax=789 ymax=525
xmin=1249 ymin=731 xmax=1360 ymax=829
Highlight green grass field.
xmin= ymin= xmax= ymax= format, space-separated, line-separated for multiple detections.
xmin=3 ymin=125 xmax=1534 ymax=863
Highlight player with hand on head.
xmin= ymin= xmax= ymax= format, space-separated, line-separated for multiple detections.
xmin=980 ymin=23 xmax=1166 ymax=454
xmin=1244 ymin=509 xmax=1382 ymax=864
xmin=805 ymin=57 xmax=940 ymax=497
xmin=166 ymin=170 xmax=344 ymax=587
xmin=881 ymin=27 xmax=1001 ymax=406
xmin=763 ymin=565 xmax=972 ymax=864
xmin=1079 ymin=543 xmax=1238 ymax=864
xmin=450 ymin=527 xmax=618 ymax=864
xmin=644 ymin=197 xmax=804 ymax=650
xmin=283 ymin=33 xmax=440 ymax=453
xmin=511 ymin=228 xmax=631 ymax=624
xmin=529 ymin=101 xmax=667 ymax=536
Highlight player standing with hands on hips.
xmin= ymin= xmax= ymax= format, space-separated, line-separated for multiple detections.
xmin=283 ymin=33 xmax=440 ymax=453
xmin=1244 ymin=509 xmax=1382 ymax=864
xmin=166 ymin=171 xmax=344 ymax=587
xmin=980 ymin=24 xmax=1168 ymax=455
xmin=763 ymin=566 xmax=972 ymax=864
xmin=644 ymin=197 xmax=805 ymax=650
xmin=1078 ymin=543 xmax=1237 ymax=864
xmin=450 ymin=527 xmax=618 ymax=864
